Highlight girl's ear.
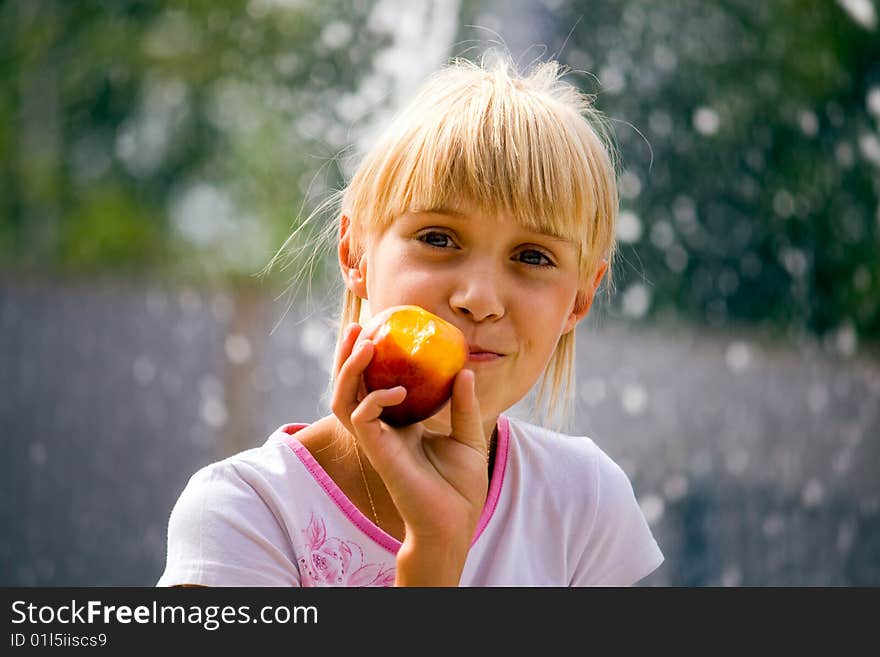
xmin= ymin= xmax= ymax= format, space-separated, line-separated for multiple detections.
xmin=338 ymin=213 xmax=368 ymax=299
xmin=563 ymin=258 xmax=608 ymax=334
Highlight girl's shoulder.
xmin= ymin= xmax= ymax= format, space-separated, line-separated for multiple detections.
xmin=504 ymin=415 xmax=637 ymax=499
xmin=505 ymin=415 xmax=607 ymax=466
xmin=158 ymin=423 xmax=330 ymax=587
xmin=176 ymin=423 xmax=315 ymax=503
xmin=496 ymin=417 xmax=663 ymax=585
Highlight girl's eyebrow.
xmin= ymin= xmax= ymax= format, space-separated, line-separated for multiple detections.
xmin=412 ymin=207 xmax=577 ymax=245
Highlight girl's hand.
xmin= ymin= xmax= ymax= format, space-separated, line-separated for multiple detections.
xmin=330 ymin=323 xmax=490 ymax=553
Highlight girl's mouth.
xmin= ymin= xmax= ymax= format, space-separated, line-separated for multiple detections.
xmin=468 ymin=348 xmax=503 ymax=362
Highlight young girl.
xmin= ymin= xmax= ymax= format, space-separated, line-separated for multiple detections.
xmin=157 ymin=54 xmax=663 ymax=587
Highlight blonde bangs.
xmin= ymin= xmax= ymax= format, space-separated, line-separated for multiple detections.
xmin=345 ymin=58 xmax=618 ymax=287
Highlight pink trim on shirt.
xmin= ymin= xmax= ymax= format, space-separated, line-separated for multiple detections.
xmin=279 ymin=424 xmax=401 ymax=554
xmin=276 ymin=417 xmax=510 ymax=554
xmin=474 ymin=414 xmax=509 ymax=544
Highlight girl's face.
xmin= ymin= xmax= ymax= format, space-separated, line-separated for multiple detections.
xmin=344 ymin=202 xmax=605 ymax=427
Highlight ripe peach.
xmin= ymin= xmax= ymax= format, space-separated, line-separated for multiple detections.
xmin=361 ymin=305 xmax=468 ymax=427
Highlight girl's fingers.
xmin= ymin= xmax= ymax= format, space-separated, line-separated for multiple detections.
xmin=349 ymin=387 xmax=408 ymax=474
xmin=330 ymin=338 xmax=375 ymax=429
xmin=350 ymin=386 xmax=407 ymax=429
xmin=332 ymin=323 xmax=362 ymax=379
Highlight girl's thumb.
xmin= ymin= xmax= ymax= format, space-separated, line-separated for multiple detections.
xmin=449 ymin=369 xmax=488 ymax=458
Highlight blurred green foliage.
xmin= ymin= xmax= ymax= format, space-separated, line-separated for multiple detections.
xmin=1 ymin=0 xmax=390 ymax=284
xmin=2 ymin=0 xmax=878 ymax=343
xmin=537 ymin=0 xmax=880 ymax=341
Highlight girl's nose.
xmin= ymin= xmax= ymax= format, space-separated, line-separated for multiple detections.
xmin=449 ymin=263 xmax=505 ymax=322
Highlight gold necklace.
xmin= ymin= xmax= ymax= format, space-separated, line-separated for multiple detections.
xmin=353 ymin=441 xmax=381 ymax=528
xmin=353 ymin=426 xmax=498 ymax=531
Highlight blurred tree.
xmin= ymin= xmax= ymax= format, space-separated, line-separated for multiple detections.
xmin=0 ymin=0 xmax=393 ymax=284
xmin=528 ymin=0 xmax=880 ymax=342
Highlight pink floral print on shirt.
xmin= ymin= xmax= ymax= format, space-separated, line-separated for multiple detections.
xmin=298 ymin=514 xmax=395 ymax=587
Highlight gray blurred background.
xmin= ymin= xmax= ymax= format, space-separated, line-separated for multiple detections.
xmin=2 ymin=0 xmax=879 ymax=586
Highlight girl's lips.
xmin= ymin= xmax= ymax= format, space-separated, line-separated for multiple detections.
xmin=467 ymin=351 xmax=502 ymax=362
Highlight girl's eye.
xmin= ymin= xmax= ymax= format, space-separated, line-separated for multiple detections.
xmin=517 ymin=249 xmax=554 ymax=267
xmin=419 ymin=231 xmax=453 ymax=248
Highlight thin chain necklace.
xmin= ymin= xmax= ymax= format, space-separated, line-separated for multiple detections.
xmin=353 ymin=426 xmax=498 ymax=531
xmin=353 ymin=441 xmax=381 ymax=528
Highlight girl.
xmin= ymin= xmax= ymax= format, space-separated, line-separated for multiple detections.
xmin=158 ymin=54 xmax=663 ymax=587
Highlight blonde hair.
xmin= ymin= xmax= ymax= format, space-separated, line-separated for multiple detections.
xmin=269 ymin=53 xmax=619 ymax=426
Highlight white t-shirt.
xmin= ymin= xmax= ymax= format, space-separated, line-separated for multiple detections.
xmin=157 ymin=415 xmax=663 ymax=587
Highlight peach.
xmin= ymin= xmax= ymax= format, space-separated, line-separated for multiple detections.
xmin=360 ymin=305 xmax=468 ymax=427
